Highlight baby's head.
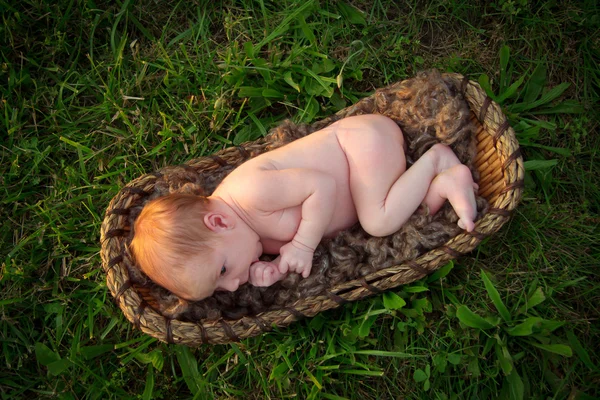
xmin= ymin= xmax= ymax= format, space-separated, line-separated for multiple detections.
xmin=130 ymin=193 xmax=263 ymax=301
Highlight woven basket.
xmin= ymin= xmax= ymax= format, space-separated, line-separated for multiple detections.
xmin=100 ymin=73 xmax=524 ymax=345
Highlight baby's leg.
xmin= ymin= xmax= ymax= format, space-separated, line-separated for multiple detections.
xmin=423 ymin=164 xmax=478 ymax=231
xmin=337 ymin=115 xmax=407 ymax=237
xmin=345 ymin=123 xmax=477 ymax=235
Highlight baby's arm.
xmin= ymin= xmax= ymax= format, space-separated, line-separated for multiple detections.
xmin=244 ymin=168 xmax=337 ymax=278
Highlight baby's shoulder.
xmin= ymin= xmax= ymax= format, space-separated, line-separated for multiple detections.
xmin=218 ymin=157 xmax=275 ymax=197
xmin=227 ymin=156 xmax=278 ymax=183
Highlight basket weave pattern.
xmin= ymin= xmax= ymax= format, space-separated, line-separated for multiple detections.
xmin=100 ymin=73 xmax=524 ymax=345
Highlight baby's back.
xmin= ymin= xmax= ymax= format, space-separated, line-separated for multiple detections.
xmin=254 ymin=122 xmax=357 ymax=240
xmin=215 ymin=115 xmax=397 ymax=251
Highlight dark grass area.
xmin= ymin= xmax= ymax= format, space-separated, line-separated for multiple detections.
xmin=1 ymin=1 xmax=599 ymax=398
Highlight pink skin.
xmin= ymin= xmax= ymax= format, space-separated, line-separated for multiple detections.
xmin=249 ymin=257 xmax=286 ymax=287
xmin=183 ymin=116 xmax=479 ymax=299
xmin=194 ymin=201 xmax=286 ymax=298
xmin=421 ymin=145 xmax=479 ymax=231
xmin=202 ymin=153 xmax=479 ymax=298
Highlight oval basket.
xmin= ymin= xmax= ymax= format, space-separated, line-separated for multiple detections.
xmin=100 ymin=73 xmax=524 ymax=346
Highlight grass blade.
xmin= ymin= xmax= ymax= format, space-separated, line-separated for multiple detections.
xmin=142 ymin=366 xmax=155 ymax=400
xmin=35 ymin=342 xmax=60 ymax=366
xmin=284 ymin=70 xmax=301 ymax=92
xmin=59 ymin=136 xmax=93 ymax=154
xmin=529 ymin=342 xmax=573 ymax=357
xmin=456 ymin=305 xmax=499 ymax=330
xmin=523 ymin=144 xmax=571 ymax=157
xmin=254 ymin=1 xmax=315 ymax=50
xmin=510 ymin=82 xmax=570 ymax=112
xmin=382 ymin=292 xmax=406 ymax=310
xmin=79 ymin=344 xmax=114 ymax=360
xmin=529 ymin=100 xmax=585 ymax=114
xmin=524 ymin=159 xmax=558 ymax=171
xmin=567 ymin=331 xmax=598 ymax=371
xmin=517 ymin=287 xmax=546 ymax=314
xmin=337 ymin=369 xmax=384 ymax=377
xmin=175 ymin=345 xmax=201 ymax=395
xmin=427 ymin=260 xmax=454 ymax=282
xmin=495 ymin=342 xmax=514 ymax=375
xmin=505 ymin=317 xmax=542 ymax=336
xmin=351 ymin=350 xmax=421 ymax=358
xmin=523 ymin=63 xmax=546 ymax=104
xmin=478 ymin=74 xmax=497 ymax=100
xmin=337 ymin=2 xmax=367 ymax=25
xmin=481 ymin=270 xmax=511 ymax=323
xmin=504 ymin=368 xmax=524 ymax=400
xmin=499 ymin=45 xmax=510 ymax=92
xmin=496 ymin=74 xmax=525 ymax=103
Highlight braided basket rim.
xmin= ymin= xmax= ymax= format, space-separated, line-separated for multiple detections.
xmin=100 ymin=73 xmax=524 ymax=345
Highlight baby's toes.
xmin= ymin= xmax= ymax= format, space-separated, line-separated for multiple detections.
xmin=458 ymin=218 xmax=475 ymax=232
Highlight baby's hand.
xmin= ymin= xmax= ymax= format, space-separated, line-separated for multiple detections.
xmin=278 ymin=241 xmax=314 ymax=278
xmin=249 ymin=261 xmax=286 ymax=287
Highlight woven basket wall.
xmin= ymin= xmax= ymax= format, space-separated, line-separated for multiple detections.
xmin=100 ymin=73 xmax=524 ymax=346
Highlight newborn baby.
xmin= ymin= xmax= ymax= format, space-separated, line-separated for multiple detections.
xmin=131 ymin=114 xmax=478 ymax=301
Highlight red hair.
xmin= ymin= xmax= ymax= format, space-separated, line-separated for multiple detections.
xmin=130 ymin=194 xmax=215 ymax=297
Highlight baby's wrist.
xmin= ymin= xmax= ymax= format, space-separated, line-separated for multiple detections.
xmin=291 ymin=238 xmax=315 ymax=253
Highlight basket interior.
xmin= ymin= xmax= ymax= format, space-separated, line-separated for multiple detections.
xmin=473 ymin=114 xmax=503 ymax=203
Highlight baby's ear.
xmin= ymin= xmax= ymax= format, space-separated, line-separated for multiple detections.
xmin=204 ymin=211 xmax=233 ymax=232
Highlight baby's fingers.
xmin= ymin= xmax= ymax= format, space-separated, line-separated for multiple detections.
xmin=262 ymin=265 xmax=280 ymax=286
xmin=278 ymin=259 xmax=289 ymax=274
xmin=249 ymin=262 xmax=273 ymax=286
xmin=249 ymin=263 xmax=265 ymax=286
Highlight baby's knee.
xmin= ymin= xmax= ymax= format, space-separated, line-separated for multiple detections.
xmin=359 ymin=217 xmax=396 ymax=238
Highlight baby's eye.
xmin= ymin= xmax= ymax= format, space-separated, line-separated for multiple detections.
xmin=220 ymin=266 xmax=227 ymax=275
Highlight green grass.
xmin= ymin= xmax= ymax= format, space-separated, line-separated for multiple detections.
xmin=1 ymin=0 xmax=599 ymax=398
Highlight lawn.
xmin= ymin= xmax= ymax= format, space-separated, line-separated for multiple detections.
xmin=1 ymin=0 xmax=599 ymax=399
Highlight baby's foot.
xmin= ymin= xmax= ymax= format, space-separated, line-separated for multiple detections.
xmin=429 ymin=164 xmax=478 ymax=231
xmin=429 ymin=144 xmax=462 ymax=175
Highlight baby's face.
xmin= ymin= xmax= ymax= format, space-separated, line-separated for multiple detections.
xmin=186 ymin=226 xmax=263 ymax=299
xmin=211 ymin=237 xmax=263 ymax=292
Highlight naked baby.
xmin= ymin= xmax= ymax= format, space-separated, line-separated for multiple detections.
xmin=131 ymin=114 xmax=478 ymax=301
